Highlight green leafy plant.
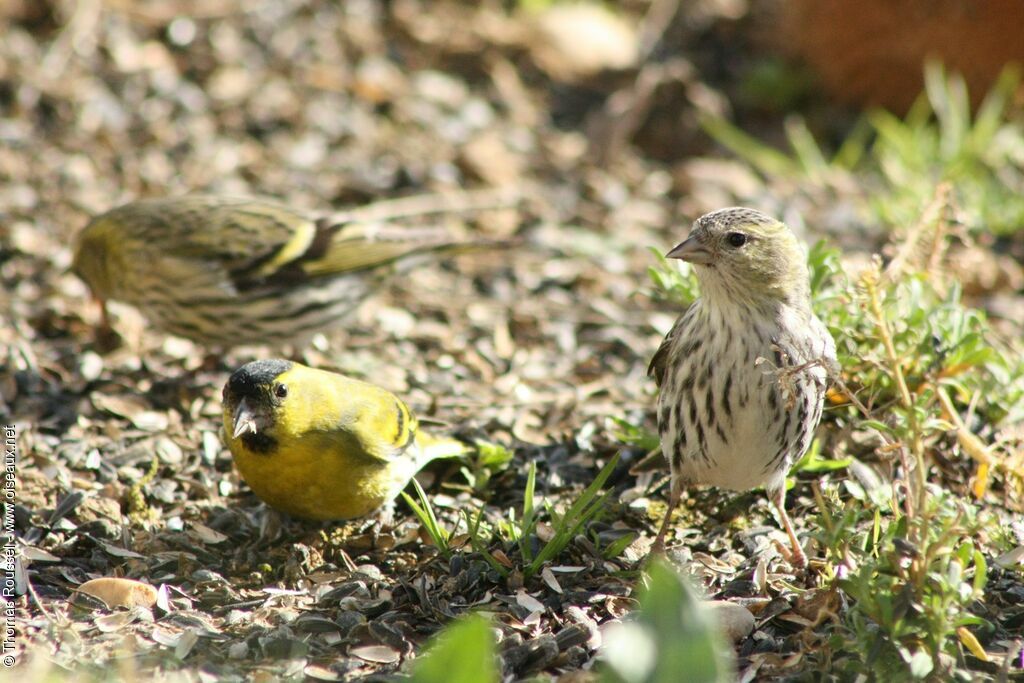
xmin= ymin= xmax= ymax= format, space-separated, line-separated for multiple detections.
xmin=805 ymin=252 xmax=1015 ymax=677
xmin=867 ymin=64 xmax=1024 ymax=234
xmin=812 ymin=236 xmax=1021 ymax=445
xmin=500 ymin=454 xmax=621 ymax=578
xmin=789 ymin=437 xmax=851 ymax=475
xmin=599 ymin=559 xmax=733 ymax=683
xmin=408 ymin=455 xmax=622 ymax=578
xmin=459 ymin=440 xmax=516 ymax=493
xmin=409 ymin=614 xmax=498 ymax=683
xmin=645 ymin=247 xmax=699 ymax=306
xmin=403 ymin=478 xmax=455 ymax=558
xmin=606 ymin=415 xmax=660 ymax=453
xmin=464 ymin=506 xmax=512 ymax=578
xmin=598 ymin=529 xmax=639 ymax=561
xmin=815 ymin=484 xmax=991 ymax=678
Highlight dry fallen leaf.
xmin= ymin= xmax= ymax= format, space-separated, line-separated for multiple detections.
xmin=190 ymin=522 xmax=229 ymax=544
xmin=957 ymin=626 xmax=989 ymax=662
xmin=516 ymin=588 xmax=547 ymax=613
xmin=994 ymin=545 xmax=1024 ymax=569
xmin=540 ymin=566 xmax=563 ymax=594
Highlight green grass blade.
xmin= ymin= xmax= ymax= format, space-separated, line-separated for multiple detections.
xmin=402 ymin=479 xmax=451 ymax=557
xmin=699 ymin=113 xmax=797 ymax=177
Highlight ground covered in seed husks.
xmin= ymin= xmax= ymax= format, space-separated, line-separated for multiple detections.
xmin=4 ymin=1 xmax=1024 ymax=681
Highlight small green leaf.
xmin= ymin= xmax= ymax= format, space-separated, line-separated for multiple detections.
xmin=475 ymin=440 xmax=515 ymax=468
xmin=602 ymin=532 xmax=638 ymax=560
xmin=600 ymin=559 xmax=733 ymax=683
xmin=409 ymin=615 xmax=498 ymax=683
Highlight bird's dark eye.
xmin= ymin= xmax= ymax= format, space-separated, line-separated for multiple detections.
xmin=726 ymin=232 xmax=747 ymax=247
xmin=274 ymin=383 xmax=288 ymax=399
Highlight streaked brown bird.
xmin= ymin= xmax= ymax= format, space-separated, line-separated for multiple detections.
xmin=649 ymin=207 xmax=836 ymax=567
xmin=72 ymin=192 xmax=515 ymax=349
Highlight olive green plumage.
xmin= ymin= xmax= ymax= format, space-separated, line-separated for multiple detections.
xmin=72 ymin=193 xmax=509 ymax=347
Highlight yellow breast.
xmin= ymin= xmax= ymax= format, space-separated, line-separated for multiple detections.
xmin=228 ymin=429 xmax=418 ymax=520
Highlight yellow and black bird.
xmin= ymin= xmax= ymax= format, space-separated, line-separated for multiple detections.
xmin=72 ymin=192 xmax=514 ymax=348
xmin=221 ymin=359 xmax=467 ymax=520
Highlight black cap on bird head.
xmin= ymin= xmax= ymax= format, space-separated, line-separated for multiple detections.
xmin=223 ymin=359 xmax=294 ymax=448
xmin=225 ymin=359 xmax=294 ymax=399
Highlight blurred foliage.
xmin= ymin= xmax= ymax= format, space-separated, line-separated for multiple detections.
xmin=409 ymin=615 xmax=498 ymax=683
xmin=703 ymin=63 xmax=1024 ymax=235
xmin=815 ymin=483 xmax=992 ymax=678
xmin=645 ymin=246 xmax=700 ymax=306
xmin=607 ymin=414 xmax=661 ymax=452
xmin=599 ymin=559 xmax=733 ymax=683
xmin=738 ymin=58 xmax=815 ymax=113
xmin=807 ymin=240 xmax=1023 ymax=427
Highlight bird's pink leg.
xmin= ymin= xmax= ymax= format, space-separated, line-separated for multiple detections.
xmin=651 ymin=482 xmax=681 ymax=555
xmin=772 ymin=488 xmax=807 ymax=569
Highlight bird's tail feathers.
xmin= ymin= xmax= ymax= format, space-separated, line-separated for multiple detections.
xmin=416 ymin=431 xmax=471 ymax=463
xmin=302 ymin=188 xmax=523 ymax=278
xmin=321 ymin=187 xmax=523 ymax=226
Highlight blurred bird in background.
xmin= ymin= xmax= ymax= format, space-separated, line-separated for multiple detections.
xmin=72 ymin=191 xmax=517 ymax=350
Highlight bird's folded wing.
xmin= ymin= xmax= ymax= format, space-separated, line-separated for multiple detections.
xmin=342 ymin=390 xmax=423 ymax=464
xmin=415 ymin=431 xmax=470 ymax=463
xmin=296 ymin=221 xmax=460 ymax=278
xmin=649 ymin=316 xmax=684 ymax=386
xmin=277 ymin=186 xmax=523 ymax=279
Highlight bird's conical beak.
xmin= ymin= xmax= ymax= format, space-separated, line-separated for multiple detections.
xmin=232 ymin=397 xmax=259 ymax=438
xmin=666 ymin=236 xmax=713 ymax=265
